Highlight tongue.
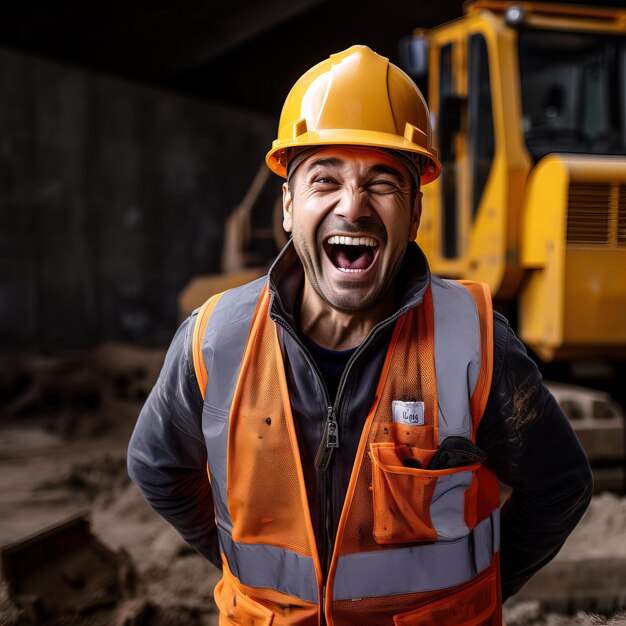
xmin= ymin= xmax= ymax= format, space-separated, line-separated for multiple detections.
xmin=333 ymin=245 xmax=373 ymax=270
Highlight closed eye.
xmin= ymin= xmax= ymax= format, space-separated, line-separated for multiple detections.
xmin=367 ymin=180 xmax=400 ymax=193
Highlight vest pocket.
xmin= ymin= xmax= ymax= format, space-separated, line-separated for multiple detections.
xmin=392 ymin=567 xmax=498 ymax=625
xmin=370 ymin=442 xmax=480 ymax=545
xmin=214 ymin=576 xmax=274 ymax=625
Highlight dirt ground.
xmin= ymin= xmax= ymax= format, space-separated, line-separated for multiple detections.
xmin=0 ymin=393 xmax=221 ymax=626
xmin=1 ymin=346 xmax=625 ymax=626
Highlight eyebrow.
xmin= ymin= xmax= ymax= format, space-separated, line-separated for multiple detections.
xmin=305 ymin=157 xmax=407 ymax=182
xmin=368 ymin=164 xmax=407 ymax=182
xmin=305 ymin=157 xmax=344 ymax=171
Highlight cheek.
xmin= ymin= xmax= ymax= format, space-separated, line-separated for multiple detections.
xmin=293 ymin=203 xmax=325 ymax=238
xmin=380 ymin=204 xmax=411 ymax=240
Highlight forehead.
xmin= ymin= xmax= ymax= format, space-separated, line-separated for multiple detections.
xmin=298 ymin=146 xmax=409 ymax=177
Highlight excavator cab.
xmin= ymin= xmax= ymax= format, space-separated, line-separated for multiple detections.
xmin=520 ymin=27 xmax=626 ymax=161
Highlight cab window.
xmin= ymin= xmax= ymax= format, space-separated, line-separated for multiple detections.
xmin=468 ymin=34 xmax=495 ymax=218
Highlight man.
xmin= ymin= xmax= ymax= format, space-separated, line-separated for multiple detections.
xmin=128 ymin=46 xmax=592 ymax=625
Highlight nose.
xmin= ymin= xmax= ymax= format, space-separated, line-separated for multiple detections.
xmin=333 ymin=189 xmax=372 ymax=223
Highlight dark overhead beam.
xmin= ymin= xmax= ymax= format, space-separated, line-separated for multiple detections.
xmin=0 ymin=0 xmax=332 ymax=83
xmin=156 ymin=0 xmax=331 ymax=78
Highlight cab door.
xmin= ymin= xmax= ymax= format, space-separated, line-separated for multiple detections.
xmin=418 ymin=32 xmax=470 ymax=278
xmin=419 ymin=29 xmax=497 ymax=277
xmin=418 ymin=14 xmax=527 ymax=299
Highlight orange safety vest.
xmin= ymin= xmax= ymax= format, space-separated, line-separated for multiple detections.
xmin=192 ymin=276 xmax=500 ymax=626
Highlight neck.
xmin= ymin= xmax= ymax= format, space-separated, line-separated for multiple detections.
xmin=297 ymin=280 xmax=395 ymax=351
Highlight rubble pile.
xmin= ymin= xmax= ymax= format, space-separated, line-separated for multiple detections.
xmin=505 ymin=602 xmax=626 ymax=626
xmin=38 ymin=455 xmax=129 ymax=506
xmin=1 ymin=459 xmax=220 ymax=626
xmin=0 ymin=345 xmax=220 ymax=625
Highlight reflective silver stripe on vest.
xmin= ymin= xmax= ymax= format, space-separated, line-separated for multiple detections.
xmin=431 ymin=278 xmax=481 ymax=443
xmin=333 ymin=509 xmax=499 ymax=601
xmin=430 ymin=470 xmax=472 ymax=539
xmin=202 ymin=278 xmax=266 ymax=533
xmin=426 ymin=279 xmax=483 ymax=540
xmin=474 ymin=509 xmax=499 ymax=573
xmin=218 ymin=526 xmax=319 ymax=603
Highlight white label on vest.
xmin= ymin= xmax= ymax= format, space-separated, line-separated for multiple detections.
xmin=392 ymin=401 xmax=425 ymax=426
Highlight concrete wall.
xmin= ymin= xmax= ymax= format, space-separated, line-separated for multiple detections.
xmin=0 ymin=48 xmax=278 ymax=348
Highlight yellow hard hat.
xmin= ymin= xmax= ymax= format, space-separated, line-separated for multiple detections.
xmin=266 ymin=45 xmax=441 ymax=185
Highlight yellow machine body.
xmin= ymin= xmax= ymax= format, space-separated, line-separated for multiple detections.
xmin=520 ymin=155 xmax=626 ymax=360
xmin=417 ymin=0 xmax=626 ymax=360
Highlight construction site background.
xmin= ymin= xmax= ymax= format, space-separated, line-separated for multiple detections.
xmin=3 ymin=3 xmax=626 ymax=624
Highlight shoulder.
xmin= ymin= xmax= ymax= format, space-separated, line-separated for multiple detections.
xmin=429 ymin=277 xmax=485 ymax=320
xmin=491 ymin=310 xmax=528 ymax=360
xmin=190 ymin=276 xmax=267 ymax=340
xmin=430 ymin=275 xmax=477 ymax=299
xmin=197 ymin=276 xmax=266 ymax=339
xmin=197 ymin=276 xmax=267 ymax=321
xmin=190 ymin=275 xmax=267 ymax=371
xmin=491 ymin=310 xmax=518 ymax=382
xmin=493 ymin=310 xmax=511 ymax=350
xmin=488 ymin=310 xmax=545 ymax=402
xmin=430 ymin=277 xmax=494 ymax=316
xmin=143 ymin=313 xmax=204 ymax=412
xmin=493 ymin=309 xmax=510 ymax=328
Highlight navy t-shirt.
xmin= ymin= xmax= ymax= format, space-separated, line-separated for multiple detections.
xmin=299 ymin=333 xmax=357 ymax=402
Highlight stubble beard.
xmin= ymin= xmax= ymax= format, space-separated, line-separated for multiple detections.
xmin=291 ymin=229 xmax=408 ymax=314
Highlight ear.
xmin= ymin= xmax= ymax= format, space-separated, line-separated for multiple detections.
xmin=408 ymin=191 xmax=423 ymax=241
xmin=282 ymin=182 xmax=293 ymax=233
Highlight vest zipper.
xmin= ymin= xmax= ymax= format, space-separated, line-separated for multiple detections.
xmin=313 ymin=304 xmax=418 ymax=583
xmin=271 ymin=300 xmax=422 ymax=623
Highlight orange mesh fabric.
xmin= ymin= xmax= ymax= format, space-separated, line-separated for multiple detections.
xmin=215 ymin=563 xmax=273 ymax=626
xmin=370 ymin=443 xmax=438 ymax=544
xmin=472 ymin=465 xmax=501 ymax=525
xmin=463 ymin=470 xmax=481 ymax=531
xmin=333 ymin=284 xmax=438 ymax=556
xmin=215 ymin=561 xmax=319 ymax=626
xmin=393 ymin=568 xmax=498 ymax=625
xmin=228 ymin=286 xmax=314 ymax=557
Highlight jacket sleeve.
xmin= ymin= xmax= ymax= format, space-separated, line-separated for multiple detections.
xmin=476 ymin=312 xmax=593 ymax=602
xmin=127 ymin=312 xmax=221 ymax=569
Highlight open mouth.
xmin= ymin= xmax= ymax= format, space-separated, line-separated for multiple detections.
xmin=324 ymin=235 xmax=379 ymax=273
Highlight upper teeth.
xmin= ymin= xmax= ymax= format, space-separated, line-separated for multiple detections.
xmin=327 ymin=235 xmax=377 ymax=246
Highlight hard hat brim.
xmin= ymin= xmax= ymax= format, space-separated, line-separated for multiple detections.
xmin=266 ymin=129 xmax=441 ymax=186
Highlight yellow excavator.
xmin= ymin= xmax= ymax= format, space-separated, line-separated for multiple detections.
xmin=402 ymin=0 xmax=626 ymax=488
